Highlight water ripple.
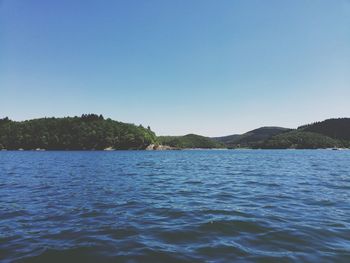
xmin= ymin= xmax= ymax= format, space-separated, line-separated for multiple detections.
xmin=0 ymin=150 xmax=350 ymax=262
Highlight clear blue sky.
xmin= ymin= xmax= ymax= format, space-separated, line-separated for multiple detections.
xmin=1 ymin=0 xmax=349 ymax=136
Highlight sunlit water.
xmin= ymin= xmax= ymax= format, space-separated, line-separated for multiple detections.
xmin=1 ymin=150 xmax=350 ymax=262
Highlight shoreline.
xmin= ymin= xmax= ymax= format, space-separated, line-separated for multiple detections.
xmin=1 ymin=148 xmax=349 ymax=152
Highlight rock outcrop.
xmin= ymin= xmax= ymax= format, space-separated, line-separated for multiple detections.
xmin=145 ymin=144 xmax=179 ymax=150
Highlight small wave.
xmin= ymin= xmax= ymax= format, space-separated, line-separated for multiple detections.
xmin=18 ymin=247 xmax=102 ymax=263
xmin=195 ymin=244 xmax=248 ymax=258
xmin=198 ymin=220 xmax=270 ymax=235
xmin=99 ymin=226 xmax=138 ymax=239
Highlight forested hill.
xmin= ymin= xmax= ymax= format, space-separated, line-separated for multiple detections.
xmin=0 ymin=114 xmax=157 ymax=150
xmin=213 ymin=127 xmax=290 ymax=148
xmin=1 ymin=116 xmax=349 ymax=150
xmin=258 ymin=118 xmax=350 ymax=149
xmin=213 ymin=119 xmax=350 ymax=149
xmin=259 ymin=131 xmax=343 ymax=149
xmin=298 ymin=118 xmax=350 ymax=141
xmin=158 ymin=134 xmax=224 ymax=149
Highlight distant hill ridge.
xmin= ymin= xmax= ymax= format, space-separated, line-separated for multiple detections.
xmin=260 ymin=131 xmax=343 ymax=149
xmin=158 ymin=134 xmax=223 ymax=149
xmin=159 ymin=118 xmax=350 ymax=149
xmin=0 ymin=116 xmax=349 ymax=150
xmin=298 ymin=118 xmax=350 ymax=141
xmin=213 ymin=126 xmax=290 ymax=148
xmin=239 ymin=118 xmax=350 ymax=149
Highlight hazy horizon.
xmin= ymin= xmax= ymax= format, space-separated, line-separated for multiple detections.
xmin=1 ymin=0 xmax=350 ymax=136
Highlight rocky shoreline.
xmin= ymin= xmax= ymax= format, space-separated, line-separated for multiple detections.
xmin=145 ymin=144 xmax=180 ymax=150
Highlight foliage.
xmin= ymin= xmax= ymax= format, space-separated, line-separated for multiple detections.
xmin=213 ymin=120 xmax=350 ymax=149
xmin=0 ymin=114 xmax=157 ymax=150
xmin=212 ymin=134 xmax=241 ymax=146
xmin=158 ymin=134 xmax=224 ymax=149
xmin=213 ymin=127 xmax=291 ymax=148
xmin=259 ymin=130 xmax=343 ymax=149
xmin=1 ymin=116 xmax=349 ymax=150
xmin=298 ymin=118 xmax=350 ymax=141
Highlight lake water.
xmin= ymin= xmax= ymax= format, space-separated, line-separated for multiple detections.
xmin=1 ymin=150 xmax=350 ymax=262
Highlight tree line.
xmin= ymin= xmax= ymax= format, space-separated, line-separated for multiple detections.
xmin=0 ymin=114 xmax=157 ymax=150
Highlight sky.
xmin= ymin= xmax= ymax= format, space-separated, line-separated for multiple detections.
xmin=1 ymin=0 xmax=349 ymax=136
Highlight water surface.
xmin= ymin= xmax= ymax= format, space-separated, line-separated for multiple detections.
xmin=1 ymin=150 xmax=350 ymax=262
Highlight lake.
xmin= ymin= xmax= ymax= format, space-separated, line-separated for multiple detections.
xmin=1 ymin=150 xmax=350 ymax=262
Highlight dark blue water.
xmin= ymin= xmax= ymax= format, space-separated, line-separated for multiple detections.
xmin=1 ymin=150 xmax=350 ymax=262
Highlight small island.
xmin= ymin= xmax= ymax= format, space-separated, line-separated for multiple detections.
xmin=0 ymin=115 xmax=349 ymax=150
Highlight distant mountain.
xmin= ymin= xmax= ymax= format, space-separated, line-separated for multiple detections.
xmin=158 ymin=134 xmax=224 ymax=149
xmin=258 ymin=118 xmax=350 ymax=149
xmin=0 ymin=114 xmax=157 ymax=150
xmin=298 ymin=118 xmax=350 ymax=141
xmin=213 ymin=127 xmax=290 ymax=148
xmin=213 ymin=119 xmax=350 ymax=149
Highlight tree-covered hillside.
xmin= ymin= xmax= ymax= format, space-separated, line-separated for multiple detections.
xmin=212 ymin=119 xmax=350 ymax=149
xmin=213 ymin=127 xmax=290 ymax=148
xmin=0 ymin=114 xmax=157 ymax=150
xmin=211 ymin=134 xmax=240 ymax=146
xmin=158 ymin=134 xmax=224 ymax=149
xmin=298 ymin=118 xmax=350 ymax=141
xmin=259 ymin=130 xmax=342 ymax=149
xmin=1 ymin=116 xmax=349 ymax=150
